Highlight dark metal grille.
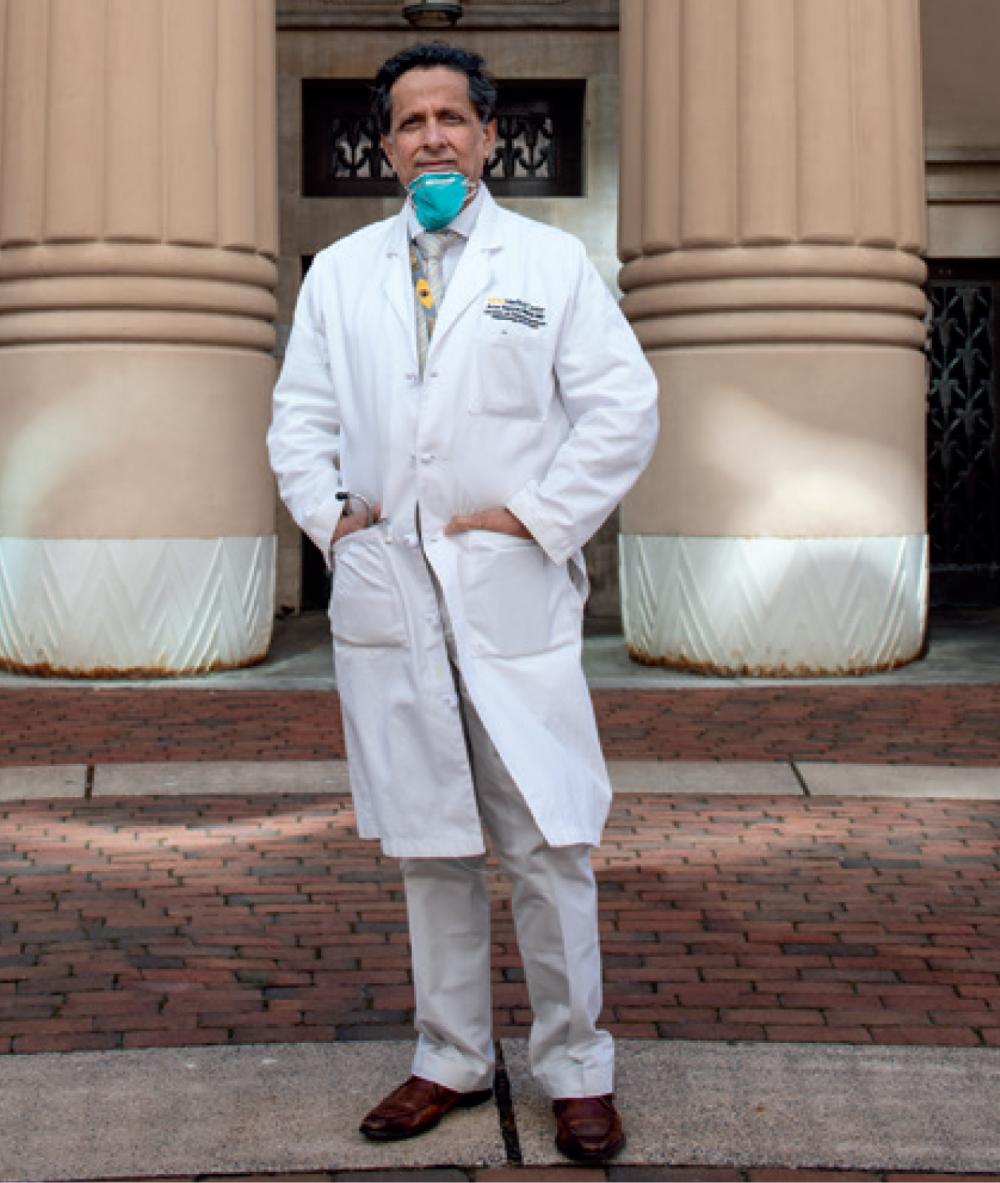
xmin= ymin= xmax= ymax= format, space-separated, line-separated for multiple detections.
xmin=926 ymin=261 xmax=1000 ymax=605
xmin=303 ymin=80 xmax=397 ymax=196
xmin=302 ymin=79 xmax=584 ymax=198
xmin=483 ymin=81 xmax=583 ymax=197
xmin=327 ymin=113 xmax=387 ymax=181
xmin=486 ymin=112 xmax=555 ymax=180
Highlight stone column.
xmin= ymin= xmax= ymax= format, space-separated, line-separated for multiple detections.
xmin=618 ymin=0 xmax=928 ymax=675
xmin=0 ymin=0 xmax=278 ymax=675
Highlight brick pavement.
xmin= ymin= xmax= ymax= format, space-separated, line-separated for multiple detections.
xmin=3 ymin=790 xmax=1000 ymax=1056
xmin=2 ymin=684 xmax=1000 ymax=766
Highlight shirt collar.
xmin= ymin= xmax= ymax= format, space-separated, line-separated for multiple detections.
xmin=406 ymin=181 xmax=486 ymax=241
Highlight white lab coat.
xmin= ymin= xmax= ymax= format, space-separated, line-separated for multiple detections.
xmin=268 ymin=189 xmax=658 ymax=858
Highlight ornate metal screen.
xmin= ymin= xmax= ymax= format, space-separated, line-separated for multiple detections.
xmin=926 ymin=262 xmax=1000 ymax=605
xmin=302 ymin=81 xmax=397 ymax=196
xmin=302 ymin=79 xmax=584 ymax=198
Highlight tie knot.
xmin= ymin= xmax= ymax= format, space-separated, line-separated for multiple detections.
xmin=416 ymin=229 xmax=456 ymax=262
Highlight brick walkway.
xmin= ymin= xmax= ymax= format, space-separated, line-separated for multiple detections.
xmin=3 ymin=790 xmax=1000 ymax=1056
xmin=2 ymin=684 xmax=1000 ymax=765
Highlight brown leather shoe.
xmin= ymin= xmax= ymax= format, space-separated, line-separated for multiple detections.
xmin=359 ymin=1075 xmax=493 ymax=1142
xmin=553 ymin=1093 xmax=625 ymax=1163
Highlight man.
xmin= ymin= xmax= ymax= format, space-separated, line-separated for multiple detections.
xmin=268 ymin=43 xmax=657 ymax=1163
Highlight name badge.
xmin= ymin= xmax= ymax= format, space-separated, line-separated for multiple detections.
xmin=484 ymin=296 xmax=546 ymax=331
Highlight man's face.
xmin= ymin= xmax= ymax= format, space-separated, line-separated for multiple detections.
xmin=381 ymin=65 xmax=497 ymax=191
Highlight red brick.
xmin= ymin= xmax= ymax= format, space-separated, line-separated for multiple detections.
xmin=123 ymin=1028 xmax=229 ymax=1049
xmin=474 ymin=1170 xmax=606 ymax=1181
xmin=765 ymin=1026 xmax=873 ymax=1043
xmin=747 ymin=1173 xmax=880 ymax=1181
xmin=885 ymin=1175 xmax=1000 ymax=1180
xmin=868 ymin=1025 xmax=981 ymax=1046
xmin=4 ymin=740 xmax=1000 ymax=1054
xmin=656 ymin=1022 xmax=766 ymax=1041
xmin=230 ymin=1025 xmax=335 ymax=1043
xmin=13 ymin=1032 xmax=119 ymax=1052
xmin=720 ymin=1008 xmax=825 ymax=1025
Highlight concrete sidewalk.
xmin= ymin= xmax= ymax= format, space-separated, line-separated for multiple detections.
xmin=5 ymin=1038 xmax=1000 ymax=1181
xmin=7 ymin=756 xmax=1000 ymax=801
xmin=2 ymin=607 xmax=999 ymax=691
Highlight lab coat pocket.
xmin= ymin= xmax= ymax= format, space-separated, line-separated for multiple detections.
xmin=460 ymin=532 xmax=578 ymax=658
xmin=471 ymin=320 xmax=550 ymax=421
xmin=329 ymin=525 xmax=407 ymax=647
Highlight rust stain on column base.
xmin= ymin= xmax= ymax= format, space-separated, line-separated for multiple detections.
xmin=626 ymin=644 xmax=918 ymax=679
xmin=0 ymin=650 xmax=270 ymax=680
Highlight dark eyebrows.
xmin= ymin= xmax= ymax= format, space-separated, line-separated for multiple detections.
xmin=393 ymin=102 xmax=474 ymax=131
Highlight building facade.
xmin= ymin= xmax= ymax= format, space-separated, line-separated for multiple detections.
xmin=0 ymin=0 xmax=997 ymax=676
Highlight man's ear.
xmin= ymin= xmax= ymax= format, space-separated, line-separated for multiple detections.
xmin=380 ymin=134 xmax=396 ymax=174
xmin=482 ymin=119 xmax=498 ymax=161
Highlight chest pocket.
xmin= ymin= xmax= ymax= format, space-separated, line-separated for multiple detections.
xmin=329 ymin=525 xmax=408 ymax=648
xmin=470 ymin=313 xmax=552 ymax=421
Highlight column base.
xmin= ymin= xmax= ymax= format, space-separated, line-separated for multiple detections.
xmin=0 ymin=536 xmax=275 ymax=676
xmin=620 ymin=534 xmax=928 ymax=676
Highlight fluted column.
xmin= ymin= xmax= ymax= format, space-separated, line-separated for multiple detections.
xmin=0 ymin=0 xmax=278 ymax=675
xmin=618 ymin=0 xmax=928 ymax=675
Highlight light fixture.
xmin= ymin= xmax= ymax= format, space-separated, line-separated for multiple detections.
xmin=402 ymin=1 xmax=463 ymax=28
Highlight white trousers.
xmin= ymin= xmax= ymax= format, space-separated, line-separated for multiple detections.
xmin=399 ymin=579 xmax=613 ymax=1098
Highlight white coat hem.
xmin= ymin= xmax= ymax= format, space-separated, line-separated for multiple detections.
xmin=375 ymin=835 xmax=488 ymax=859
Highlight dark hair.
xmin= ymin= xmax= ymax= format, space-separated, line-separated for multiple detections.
xmin=372 ymin=42 xmax=497 ymax=134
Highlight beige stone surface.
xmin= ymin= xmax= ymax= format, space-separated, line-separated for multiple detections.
xmin=922 ymin=0 xmax=1000 ymax=151
xmin=608 ymin=759 xmax=802 ymax=796
xmin=0 ymin=765 xmax=87 ymax=801
xmin=0 ymin=347 xmax=275 ymax=538
xmin=621 ymin=346 xmax=926 ymax=538
xmin=507 ymin=1039 xmax=1000 ymax=1173
xmin=929 ymin=200 xmax=1000 ymax=258
xmin=0 ymin=0 xmax=279 ymax=673
xmin=94 ymin=760 xmax=351 ymax=797
xmin=0 ymin=1041 xmax=505 ymax=1181
xmin=799 ymin=762 xmax=1000 ymax=799
xmin=617 ymin=0 xmax=928 ymax=672
xmin=620 ymin=0 xmax=925 ymax=258
xmin=921 ymin=0 xmax=1000 ymax=258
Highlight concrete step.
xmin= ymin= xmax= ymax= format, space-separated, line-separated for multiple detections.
xmin=6 ymin=759 xmax=1000 ymax=802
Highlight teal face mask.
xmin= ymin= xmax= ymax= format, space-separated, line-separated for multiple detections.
xmin=408 ymin=171 xmax=471 ymax=231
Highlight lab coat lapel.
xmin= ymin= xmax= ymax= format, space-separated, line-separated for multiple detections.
xmin=381 ymin=211 xmax=418 ymax=364
xmin=430 ymin=191 xmax=504 ymax=355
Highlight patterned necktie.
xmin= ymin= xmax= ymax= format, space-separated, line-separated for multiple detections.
xmin=411 ymin=229 xmax=457 ymax=375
